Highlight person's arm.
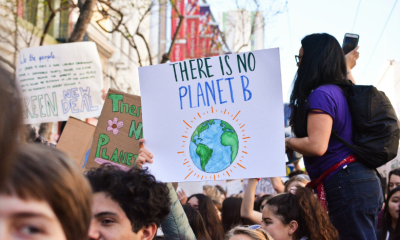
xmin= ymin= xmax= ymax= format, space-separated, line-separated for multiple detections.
xmin=285 ymin=111 xmax=333 ymax=157
xmin=161 ymin=183 xmax=197 ymax=240
xmin=240 ymin=179 xmax=262 ymax=224
xmin=345 ymin=46 xmax=359 ymax=84
xmin=270 ymin=177 xmax=285 ymax=193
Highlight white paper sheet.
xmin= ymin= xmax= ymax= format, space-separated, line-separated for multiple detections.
xmin=139 ymin=48 xmax=286 ymax=182
xmin=16 ymin=42 xmax=103 ymax=124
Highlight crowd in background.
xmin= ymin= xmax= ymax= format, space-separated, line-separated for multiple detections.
xmin=1 ymin=32 xmax=400 ymax=240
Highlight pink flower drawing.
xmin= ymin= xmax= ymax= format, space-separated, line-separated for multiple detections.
xmin=107 ymin=117 xmax=124 ymax=135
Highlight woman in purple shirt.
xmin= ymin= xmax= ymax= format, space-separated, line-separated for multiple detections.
xmin=285 ymin=33 xmax=383 ymax=239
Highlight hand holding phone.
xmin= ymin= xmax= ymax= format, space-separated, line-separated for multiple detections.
xmin=342 ymin=33 xmax=359 ymax=55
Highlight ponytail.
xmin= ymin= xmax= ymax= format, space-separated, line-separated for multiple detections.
xmin=265 ymin=186 xmax=339 ymax=240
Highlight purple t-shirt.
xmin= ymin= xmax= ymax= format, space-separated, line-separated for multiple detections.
xmin=304 ymin=85 xmax=354 ymax=181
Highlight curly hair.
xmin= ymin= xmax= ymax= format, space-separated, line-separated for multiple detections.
xmin=86 ymin=165 xmax=171 ymax=232
xmin=266 ymin=186 xmax=339 ymax=240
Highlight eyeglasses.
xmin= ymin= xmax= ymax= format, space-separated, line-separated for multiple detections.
xmin=295 ymin=55 xmax=302 ymax=64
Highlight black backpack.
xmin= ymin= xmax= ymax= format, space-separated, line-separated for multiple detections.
xmin=332 ymin=82 xmax=400 ymax=169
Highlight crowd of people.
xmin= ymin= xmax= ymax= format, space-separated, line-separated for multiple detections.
xmin=1 ymin=32 xmax=400 ymax=240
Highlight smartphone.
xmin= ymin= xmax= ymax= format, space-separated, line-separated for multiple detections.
xmin=342 ymin=33 xmax=359 ymax=54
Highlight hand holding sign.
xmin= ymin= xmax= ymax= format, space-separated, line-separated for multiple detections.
xmin=136 ymin=139 xmax=154 ymax=169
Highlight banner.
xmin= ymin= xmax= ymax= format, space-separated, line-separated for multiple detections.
xmin=16 ymin=42 xmax=103 ymax=124
xmin=186 ymin=0 xmax=200 ymax=59
xmin=171 ymin=0 xmax=185 ymax=62
xmin=139 ymin=49 xmax=286 ymax=182
xmin=86 ymin=89 xmax=142 ymax=171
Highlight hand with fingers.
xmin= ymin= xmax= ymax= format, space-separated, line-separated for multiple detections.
xmin=345 ymin=46 xmax=360 ymax=71
xmin=136 ymin=139 xmax=154 ymax=169
xmin=177 ymin=189 xmax=188 ymax=205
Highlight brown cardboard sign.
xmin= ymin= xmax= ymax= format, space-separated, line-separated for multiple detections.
xmin=86 ymin=88 xmax=142 ymax=171
xmin=57 ymin=117 xmax=96 ymax=168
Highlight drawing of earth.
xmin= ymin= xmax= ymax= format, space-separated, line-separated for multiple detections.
xmin=189 ymin=119 xmax=239 ymax=173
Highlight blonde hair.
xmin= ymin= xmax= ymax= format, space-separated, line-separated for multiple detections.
xmin=284 ymin=175 xmax=310 ymax=192
xmin=225 ymin=226 xmax=274 ymax=240
xmin=203 ymin=185 xmax=223 ymax=203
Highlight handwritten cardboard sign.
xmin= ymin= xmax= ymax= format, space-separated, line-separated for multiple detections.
xmin=16 ymin=42 xmax=103 ymax=124
xmin=86 ymin=89 xmax=142 ymax=171
xmin=57 ymin=117 xmax=95 ymax=168
xmin=139 ymin=48 xmax=286 ymax=182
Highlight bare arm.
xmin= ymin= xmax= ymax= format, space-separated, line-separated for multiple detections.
xmin=345 ymin=46 xmax=359 ymax=84
xmin=270 ymin=177 xmax=285 ymax=193
xmin=285 ymin=111 xmax=333 ymax=157
xmin=240 ymin=179 xmax=262 ymax=224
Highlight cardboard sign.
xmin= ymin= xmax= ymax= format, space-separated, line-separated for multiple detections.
xmin=139 ymin=48 xmax=286 ymax=182
xmin=57 ymin=117 xmax=95 ymax=168
xmin=86 ymin=89 xmax=142 ymax=171
xmin=16 ymin=42 xmax=103 ymax=124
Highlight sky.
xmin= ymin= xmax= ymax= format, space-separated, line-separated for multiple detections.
xmin=206 ymin=0 xmax=400 ymax=102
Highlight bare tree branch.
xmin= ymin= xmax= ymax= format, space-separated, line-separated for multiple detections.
xmin=0 ymin=55 xmax=16 ymax=69
xmin=69 ymin=0 xmax=97 ymax=42
xmin=161 ymin=0 xmax=183 ymax=63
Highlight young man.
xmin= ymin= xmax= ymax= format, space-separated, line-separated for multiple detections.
xmin=86 ymin=165 xmax=171 ymax=240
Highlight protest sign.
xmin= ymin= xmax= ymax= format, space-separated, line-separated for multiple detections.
xmin=86 ymin=89 xmax=142 ymax=171
xmin=57 ymin=117 xmax=95 ymax=168
xmin=226 ymin=180 xmax=243 ymax=196
xmin=139 ymin=48 xmax=285 ymax=182
xmin=243 ymin=178 xmax=276 ymax=195
xmin=16 ymin=42 xmax=103 ymax=124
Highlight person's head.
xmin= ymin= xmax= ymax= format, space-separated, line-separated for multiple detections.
xmin=290 ymin=33 xmax=349 ymax=137
xmin=255 ymin=195 xmax=272 ymax=212
xmin=86 ymin=165 xmax=171 ymax=240
xmin=388 ymin=169 xmax=400 ymax=193
xmin=203 ymin=185 xmax=224 ymax=203
xmin=182 ymin=204 xmax=211 ymax=240
xmin=287 ymin=170 xmax=305 ymax=179
xmin=380 ymin=187 xmax=400 ymax=240
xmin=0 ymin=65 xmax=22 ymax=188
xmin=284 ymin=175 xmax=310 ymax=193
xmin=261 ymin=186 xmax=338 ymax=240
xmin=225 ymin=226 xmax=274 ymax=240
xmin=187 ymin=194 xmax=225 ymax=240
xmin=216 ymin=185 xmax=227 ymax=201
xmin=0 ymin=144 xmax=92 ymax=240
xmin=222 ymin=197 xmax=252 ymax=233
xmin=213 ymin=200 xmax=222 ymax=220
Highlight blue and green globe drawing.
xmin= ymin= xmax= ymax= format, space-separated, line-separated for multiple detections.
xmin=189 ymin=119 xmax=239 ymax=173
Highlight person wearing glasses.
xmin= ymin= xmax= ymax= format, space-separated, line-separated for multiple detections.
xmin=285 ymin=33 xmax=382 ymax=240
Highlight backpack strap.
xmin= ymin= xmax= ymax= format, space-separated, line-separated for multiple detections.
xmin=331 ymin=129 xmax=358 ymax=153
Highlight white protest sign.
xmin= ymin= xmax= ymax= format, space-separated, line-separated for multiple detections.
xmin=226 ymin=180 xmax=243 ymax=196
xmin=243 ymin=178 xmax=276 ymax=195
xmin=16 ymin=42 xmax=103 ymax=124
xmin=139 ymin=48 xmax=286 ymax=182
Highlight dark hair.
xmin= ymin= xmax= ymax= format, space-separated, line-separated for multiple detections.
xmin=392 ymin=213 xmax=400 ymax=240
xmin=86 ymin=165 xmax=171 ymax=232
xmin=388 ymin=168 xmax=400 ymax=193
xmin=288 ymin=170 xmax=306 ymax=178
xmin=266 ymin=186 xmax=339 ymax=240
xmin=221 ymin=197 xmax=252 ymax=233
xmin=187 ymin=194 xmax=225 ymax=240
xmin=0 ymin=65 xmax=22 ymax=188
xmin=1 ymin=144 xmax=93 ymax=240
xmin=255 ymin=194 xmax=272 ymax=212
xmin=182 ymin=204 xmax=212 ymax=240
xmin=379 ymin=187 xmax=400 ymax=240
xmin=289 ymin=33 xmax=349 ymax=137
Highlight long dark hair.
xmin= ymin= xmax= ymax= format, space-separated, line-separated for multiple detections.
xmin=187 ymin=194 xmax=225 ymax=240
xmin=182 ymin=204 xmax=211 ymax=240
xmin=379 ymin=187 xmax=400 ymax=240
xmin=265 ymin=186 xmax=339 ymax=240
xmin=289 ymin=33 xmax=349 ymax=137
xmin=221 ymin=197 xmax=252 ymax=233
